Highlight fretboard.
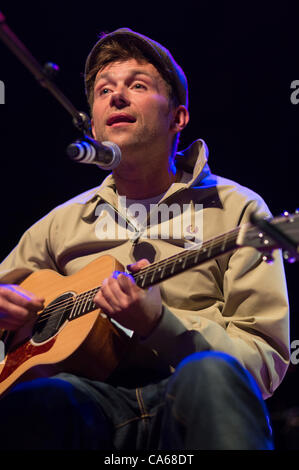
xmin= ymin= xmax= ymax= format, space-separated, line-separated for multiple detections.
xmin=68 ymin=288 xmax=99 ymax=321
xmin=133 ymin=226 xmax=240 ymax=289
xmin=28 ymin=210 xmax=299 ymax=329
xmin=63 ymin=226 xmax=240 ymax=322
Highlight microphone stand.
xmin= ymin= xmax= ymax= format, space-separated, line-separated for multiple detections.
xmin=0 ymin=10 xmax=91 ymax=135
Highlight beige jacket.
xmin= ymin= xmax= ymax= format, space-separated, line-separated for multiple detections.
xmin=0 ymin=139 xmax=290 ymax=398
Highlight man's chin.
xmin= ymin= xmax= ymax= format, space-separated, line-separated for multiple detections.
xmin=94 ymin=130 xmax=148 ymax=155
xmin=104 ymin=136 xmax=142 ymax=152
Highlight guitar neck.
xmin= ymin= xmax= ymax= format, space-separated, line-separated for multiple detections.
xmin=132 ymin=226 xmax=241 ymax=289
xmin=60 ymin=226 xmax=241 ymax=323
xmin=35 ymin=210 xmax=299 ymax=325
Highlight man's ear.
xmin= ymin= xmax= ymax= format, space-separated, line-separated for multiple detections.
xmin=91 ymin=118 xmax=96 ymax=139
xmin=171 ymin=105 xmax=190 ymax=134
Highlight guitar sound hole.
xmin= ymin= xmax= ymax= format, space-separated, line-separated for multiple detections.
xmin=32 ymin=292 xmax=74 ymax=344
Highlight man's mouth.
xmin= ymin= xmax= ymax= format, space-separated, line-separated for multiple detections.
xmin=106 ymin=113 xmax=136 ymax=126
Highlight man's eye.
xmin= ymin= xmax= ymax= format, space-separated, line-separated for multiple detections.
xmin=133 ymin=83 xmax=146 ymax=90
xmin=94 ymin=87 xmax=110 ymax=98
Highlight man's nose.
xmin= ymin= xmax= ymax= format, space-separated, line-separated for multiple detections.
xmin=110 ymin=89 xmax=130 ymax=109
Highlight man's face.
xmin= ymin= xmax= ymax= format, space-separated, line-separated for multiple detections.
xmin=91 ymin=58 xmax=176 ymax=160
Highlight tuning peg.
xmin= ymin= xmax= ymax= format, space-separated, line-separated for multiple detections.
xmin=43 ymin=62 xmax=60 ymax=79
xmin=262 ymin=253 xmax=274 ymax=264
xmin=283 ymin=251 xmax=297 ymax=263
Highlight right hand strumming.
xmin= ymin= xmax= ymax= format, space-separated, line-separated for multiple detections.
xmin=0 ymin=284 xmax=44 ymax=330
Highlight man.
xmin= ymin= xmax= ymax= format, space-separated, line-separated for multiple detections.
xmin=0 ymin=28 xmax=289 ymax=450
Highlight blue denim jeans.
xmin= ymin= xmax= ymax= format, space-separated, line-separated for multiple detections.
xmin=0 ymin=351 xmax=273 ymax=450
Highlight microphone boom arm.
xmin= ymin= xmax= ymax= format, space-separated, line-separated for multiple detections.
xmin=0 ymin=11 xmax=91 ymax=135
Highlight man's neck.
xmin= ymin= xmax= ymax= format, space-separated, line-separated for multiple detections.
xmin=112 ymin=159 xmax=179 ymax=200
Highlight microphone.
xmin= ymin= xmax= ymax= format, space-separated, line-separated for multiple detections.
xmin=67 ymin=135 xmax=121 ymax=170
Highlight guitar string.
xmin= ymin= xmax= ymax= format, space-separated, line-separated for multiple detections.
xmin=33 ymin=218 xmax=296 ymax=325
xmin=34 ymin=287 xmax=100 ymax=324
xmin=33 ymin=226 xmax=243 ymax=324
xmin=33 ymin=224 xmax=259 ymax=324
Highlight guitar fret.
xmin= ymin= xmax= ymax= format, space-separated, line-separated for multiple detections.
xmin=221 ymin=231 xmax=229 ymax=252
xmin=193 ymin=250 xmax=200 ymax=264
xmin=134 ymin=272 xmax=147 ymax=289
xmin=141 ymin=274 xmax=146 ymax=288
xmin=207 ymin=237 xmax=215 ymax=257
xmin=179 ymin=256 xmax=188 ymax=269
xmin=88 ymin=289 xmax=98 ymax=312
xmin=170 ymin=259 xmax=177 ymax=274
xmin=87 ymin=295 xmax=95 ymax=311
xmin=72 ymin=295 xmax=81 ymax=318
xmin=68 ymin=289 xmax=99 ymax=321
xmin=157 ymin=265 xmax=162 ymax=280
xmin=69 ymin=297 xmax=80 ymax=319
xmin=158 ymin=263 xmax=166 ymax=280
xmin=82 ymin=293 xmax=90 ymax=314
xmin=77 ymin=295 xmax=85 ymax=316
xmin=186 ymin=251 xmax=198 ymax=269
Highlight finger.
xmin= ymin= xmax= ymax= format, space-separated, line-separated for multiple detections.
xmin=0 ymin=285 xmax=44 ymax=310
xmin=100 ymin=277 xmax=126 ymax=311
xmin=0 ymin=295 xmax=27 ymax=317
xmin=112 ymin=272 xmax=142 ymax=305
xmin=16 ymin=286 xmax=45 ymax=304
xmin=117 ymin=273 xmax=139 ymax=297
xmin=127 ymin=259 xmax=150 ymax=273
xmin=0 ymin=298 xmax=34 ymax=329
xmin=94 ymin=290 xmax=115 ymax=316
xmin=0 ymin=309 xmax=30 ymax=328
xmin=10 ymin=284 xmax=45 ymax=301
xmin=94 ymin=278 xmax=117 ymax=315
xmin=0 ymin=317 xmax=23 ymax=331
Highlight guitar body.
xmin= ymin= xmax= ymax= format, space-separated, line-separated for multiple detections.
xmin=0 ymin=255 xmax=130 ymax=397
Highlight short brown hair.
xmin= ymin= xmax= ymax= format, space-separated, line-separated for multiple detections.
xmin=85 ymin=36 xmax=179 ymax=112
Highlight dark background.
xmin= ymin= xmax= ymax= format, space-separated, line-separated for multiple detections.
xmin=0 ymin=0 xmax=299 ymax=449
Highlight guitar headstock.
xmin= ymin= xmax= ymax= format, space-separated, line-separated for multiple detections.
xmin=237 ymin=210 xmax=299 ymax=264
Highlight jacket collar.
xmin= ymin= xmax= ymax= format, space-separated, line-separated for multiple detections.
xmin=174 ymin=138 xmax=210 ymax=187
xmin=83 ymin=138 xmax=211 ymax=210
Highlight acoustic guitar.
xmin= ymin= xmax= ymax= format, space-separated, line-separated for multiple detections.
xmin=0 ymin=211 xmax=298 ymax=396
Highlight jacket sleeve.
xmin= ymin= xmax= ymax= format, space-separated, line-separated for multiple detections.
xmin=0 ymin=211 xmax=58 ymax=285
xmin=142 ymin=201 xmax=290 ymax=399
